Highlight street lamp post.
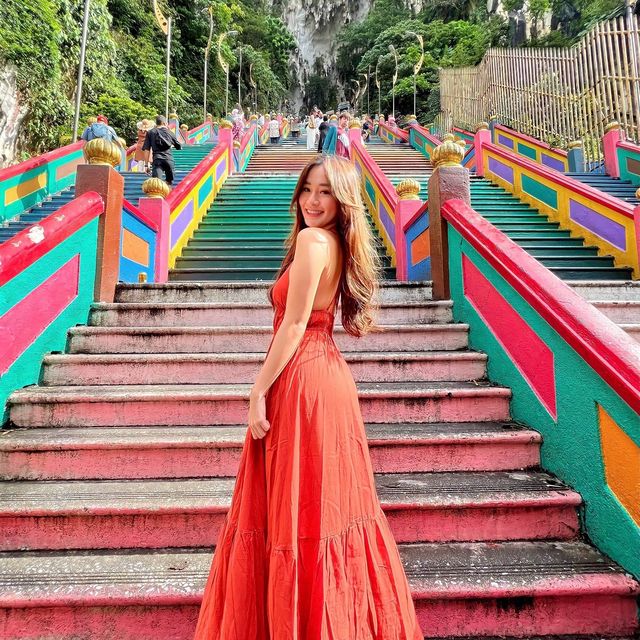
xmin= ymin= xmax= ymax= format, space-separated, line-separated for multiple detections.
xmin=217 ymin=30 xmax=238 ymax=116
xmin=360 ymin=73 xmax=368 ymax=116
xmin=406 ymin=31 xmax=424 ymax=117
xmin=237 ymin=47 xmax=243 ymax=110
xmin=203 ymin=6 xmax=214 ymax=123
xmin=72 ymin=0 xmax=91 ymax=141
xmin=375 ymin=57 xmax=382 ymax=118
xmin=388 ymin=44 xmax=398 ymax=119
xmin=249 ymin=63 xmax=257 ymax=113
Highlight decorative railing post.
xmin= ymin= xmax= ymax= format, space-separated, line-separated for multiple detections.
xmin=489 ymin=114 xmax=499 ymax=143
xmin=603 ymin=121 xmax=624 ymax=177
xmin=74 ymin=139 xmax=125 ymax=302
xmin=474 ymin=122 xmax=491 ymax=177
xmin=428 ymin=140 xmax=469 ymax=300
xmin=394 ymin=179 xmax=423 ymax=281
xmin=218 ymin=120 xmax=234 ymax=175
xmin=567 ymin=140 xmax=585 ymax=173
xmin=139 ymin=178 xmax=172 ymax=282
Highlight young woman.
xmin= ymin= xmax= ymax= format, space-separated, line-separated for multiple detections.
xmin=194 ymin=155 xmax=422 ymax=640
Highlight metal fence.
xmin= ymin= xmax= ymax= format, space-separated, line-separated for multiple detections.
xmin=439 ymin=13 xmax=640 ymax=168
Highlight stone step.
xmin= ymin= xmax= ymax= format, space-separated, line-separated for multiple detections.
xmin=569 ymin=280 xmax=640 ymax=301
xmin=0 ymin=541 xmax=635 ymax=638
xmin=88 ymin=300 xmax=453 ymax=327
xmin=67 ymin=323 xmax=467 ymax=354
xmin=0 ymin=422 xmax=541 ymax=480
xmin=115 ymin=281 xmax=432 ymax=304
xmin=41 ymin=351 xmax=488 ymax=386
xmin=0 ymin=471 xmax=580 ymax=550
xmin=168 ymin=266 xmax=397 ymax=282
xmin=8 ymin=381 xmax=511 ymax=427
xmin=619 ymin=323 xmax=640 ymax=342
xmin=591 ymin=300 xmax=640 ymax=323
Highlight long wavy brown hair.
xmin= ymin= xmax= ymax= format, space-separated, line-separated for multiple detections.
xmin=270 ymin=155 xmax=381 ymax=337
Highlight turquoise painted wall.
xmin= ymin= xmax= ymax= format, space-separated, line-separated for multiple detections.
xmin=0 ymin=221 xmax=98 ymax=423
xmin=447 ymin=226 xmax=640 ymax=579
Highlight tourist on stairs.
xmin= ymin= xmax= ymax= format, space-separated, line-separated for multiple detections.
xmin=336 ymin=111 xmax=351 ymax=159
xmin=142 ymin=115 xmax=182 ymax=187
xmin=193 ymin=155 xmax=422 ymax=640
xmin=269 ymin=114 xmax=280 ymax=144
xmin=305 ymin=115 xmax=318 ymax=150
xmin=316 ymin=115 xmax=329 ymax=153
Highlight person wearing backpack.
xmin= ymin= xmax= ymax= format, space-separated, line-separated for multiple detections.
xmin=80 ymin=115 xmax=126 ymax=167
xmin=143 ymin=115 xmax=182 ymax=186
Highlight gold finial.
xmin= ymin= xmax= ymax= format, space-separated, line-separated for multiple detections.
xmin=406 ymin=114 xmax=417 ymax=121
xmin=206 ymin=113 xmax=213 ymax=121
xmin=604 ymin=121 xmax=621 ymax=133
xmin=169 ymin=113 xmax=179 ymax=120
xmin=442 ymin=133 xmax=455 ymax=142
xmin=233 ymin=140 xmax=242 ymax=148
xmin=180 ymin=124 xmax=188 ymax=131
xmin=456 ymin=138 xmax=467 ymax=148
xmin=475 ymin=121 xmax=489 ymax=132
xmin=567 ymin=140 xmax=583 ymax=150
xmin=142 ymin=177 xmax=171 ymax=199
xmin=396 ymin=178 xmax=421 ymax=200
xmin=489 ymin=114 xmax=499 ymax=121
xmin=219 ymin=119 xmax=233 ymax=129
xmin=431 ymin=140 xmax=465 ymax=168
xmin=349 ymin=118 xmax=362 ymax=129
xmin=249 ymin=114 xmax=258 ymax=121
xmin=635 ymin=187 xmax=640 ymax=199
xmin=138 ymin=272 xmax=148 ymax=283
xmin=84 ymin=138 xmax=121 ymax=167
xmin=329 ymin=114 xmax=338 ymax=121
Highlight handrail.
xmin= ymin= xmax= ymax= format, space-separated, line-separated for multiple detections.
xmin=0 ymin=192 xmax=104 ymax=287
xmin=442 ymin=198 xmax=640 ymax=413
xmin=0 ymin=141 xmax=84 ymax=182
xmin=352 ymin=136 xmax=397 ymax=205
xmin=166 ymin=144 xmax=226 ymax=209
xmin=408 ymin=123 xmax=442 ymax=148
xmin=494 ymin=124 xmax=568 ymax=159
xmin=122 ymin=198 xmax=159 ymax=232
xmin=239 ymin=124 xmax=256 ymax=152
xmin=379 ymin=121 xmax=409 ymax=142
xmin=485 ymin=142 xmax=634 ymax=220
xmin=403 ymin=200 xmax=428 ymax=232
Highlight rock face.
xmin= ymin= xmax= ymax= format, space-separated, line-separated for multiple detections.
xmin=277 ymin=0 xmax=423 ymax=109
xmin=0 ymin=66 xmax=28 ymax=168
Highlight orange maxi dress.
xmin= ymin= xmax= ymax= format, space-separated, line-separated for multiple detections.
xmin=194 ymin=268 xmax=422 ymax=640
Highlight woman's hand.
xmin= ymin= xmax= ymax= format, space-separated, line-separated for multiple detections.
xmin=248 ymin=390 xmax=271 ymax=439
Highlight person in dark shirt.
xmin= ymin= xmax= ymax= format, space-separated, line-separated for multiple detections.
xmin=317 ymin=116 xmax=329 ymax=153
xmin=142 ymin=115 xmax=182 ymax=186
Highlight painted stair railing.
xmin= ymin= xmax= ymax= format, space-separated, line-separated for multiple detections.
xmin=0 ymin=189 xmax=104 ymax=423
xmin=604 ymin=121 xmax=640 ymax=185
xmin=474 ymin=126 xmax=640 ymax=278
xmin=0 ymin=129 xmax=248 ymax=421
xmin=378 ymin=120 xmax=409 ymax=144
xmin=350 ymin=127 xmax=428 ymax=280
xmin=233 ymin=122 xmax=258 ymax=173
xmin=408 ymin=123 xmax=476 ymax=171
xmin=0 ymin=141 xmax=84 ymax=223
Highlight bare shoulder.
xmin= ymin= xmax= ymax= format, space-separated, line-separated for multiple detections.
xmin=295 ymin=227 xmax=334 ymax=252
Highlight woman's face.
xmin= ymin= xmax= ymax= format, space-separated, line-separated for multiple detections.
xmin=298 ymin=165 xmax=339 ymax=231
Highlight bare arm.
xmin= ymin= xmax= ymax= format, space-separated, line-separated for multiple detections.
xmin=248 ymin=228 xmax=330 ymax=438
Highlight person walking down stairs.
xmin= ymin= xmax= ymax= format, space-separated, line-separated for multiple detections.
xmin=143 ymin=115 xmax=182 ymax=186
xmin=193 ymin=155 xmax=422 ymax=639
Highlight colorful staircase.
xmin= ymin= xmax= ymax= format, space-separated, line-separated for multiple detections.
xmin=1 ymin=278 xmax=638 ymax=638
xmin=170 ymin=146 xmax=395 ymax=281
xmin=568 ymin=172 xmax=640 ymax=205
xmin=0 ymin=144 xmax=215 ymax=244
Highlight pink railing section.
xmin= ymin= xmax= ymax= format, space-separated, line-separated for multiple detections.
xmin=475 ymin=124 xmax=640 ymax=278
xmin=378 ymin=121 xmax=409 ymax=144
xmin=0 ymin=141 xmax=85 ymax=222
xmin=349 ymin=129 xmax=425 ymax=280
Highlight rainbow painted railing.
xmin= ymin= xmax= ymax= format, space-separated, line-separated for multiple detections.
xmin=493 ymin=124 xmax=570 ymax=172
xmin=476 ymin=127 xmax=640 ymax=278
xmin=281 ymin=119 xmax=290 ymax=139
xmin=0 ymin=142 xmax=85 ymax=223
xmin=442 ymin=197 xmax=640 ymax=579
xmin=452 ymin=127 xmax=474 ymax=145
xmin=603 ymin=124 xmax=640 ymax=185
xmin=350 ymin=129 xmax=428 ymax=280
xmin=378 ymin=121 xmax=409 ymax=144
xmin=0 ymin=191 xmax=104 ymax=421
xmin=120 ymin=199 xmax=161 ymax=282
xmin=166 ymin=136 xmax=232 ymax=267
xmin=408 ymin=123 xmax=441 ymax=158
xmin=234 ymin=124 xmax=258 ymax=173
xmin=259 ymin=123 xmax=270 ymax=144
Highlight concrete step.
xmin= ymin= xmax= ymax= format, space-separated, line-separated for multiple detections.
xmin=619 ymin=323 xmax=640 ymax=342
xmin=0 ymin=422 xmax=541 ymax=480
xmin=8 ymin=381 xmax=511 ymax=427
xmin=168 ymin=266 xmax=396 ymax=282
xmin=591 ymin=300 xmax=640 ymax=323
xmin=115 ymin=281 xmax=432 ymax=304
xmin=0 ymin=541 xmax=635 ymax=638
xmin=67 ymin=323 xmax=467 ymax=354
xmin=569 ymin=280 xmax=640 ymax=301
xmin=0 ymin=471 xmax=580 ymax=550
xmin=88 ymin=300 xmax=454 ymax=327
xmin=41 ymin=351 xmax=488 ymax=386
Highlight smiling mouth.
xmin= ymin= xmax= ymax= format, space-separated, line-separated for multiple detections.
xmin=305 ymin=209 xmax=323 ymax=215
